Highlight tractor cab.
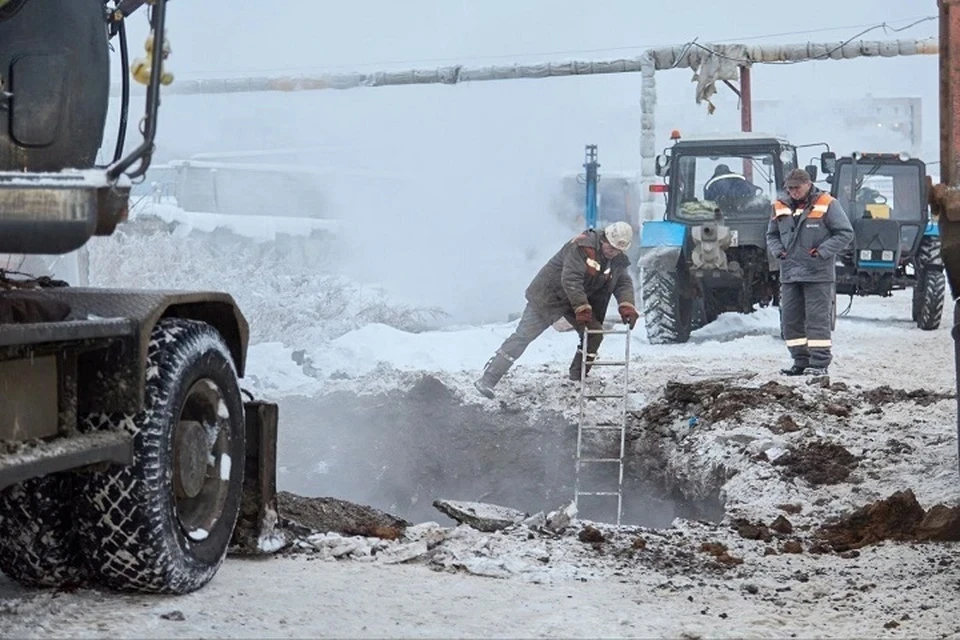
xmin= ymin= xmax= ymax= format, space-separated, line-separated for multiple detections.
xmin=638 ymin=133 xmax=808 ymax=343
xmin=826 ymin=152 xmax=929 ymax=264
xmin=655 ymin=133 xmax=801 ymax=227
xmin=820 ymin=150 xmax=943 ymax=329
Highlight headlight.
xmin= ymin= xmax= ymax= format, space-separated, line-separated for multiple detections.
xmin=860 ymin=249 xmax=872 ymax=261
xmin=881 ymin=250 xmax=894 ymax=261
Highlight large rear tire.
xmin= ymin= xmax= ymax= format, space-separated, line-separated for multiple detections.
xmin=915 ymin=236 xmax=944 ymax=331
xmin=77 ymin=318 xmax=245 ymax=594
xmin=916 ymin=268 xmax=945 ymax=331
xmin=641 ymin=268 xmax=693 ymax=344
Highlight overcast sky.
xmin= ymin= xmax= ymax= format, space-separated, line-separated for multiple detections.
xmin=134 ymin=1 xmax=936 ymax=76
xmin=118 ymin=2 xmax=942 ymax=324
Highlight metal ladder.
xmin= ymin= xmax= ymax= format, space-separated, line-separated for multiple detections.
xmin=573 ymin=325 xmax=631 ymax=525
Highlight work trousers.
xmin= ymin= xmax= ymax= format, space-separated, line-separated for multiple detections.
xmin=780 ymin=281 xmax=835 ymax=369
xmin=497 ymin=302 xmax=605 ymax=374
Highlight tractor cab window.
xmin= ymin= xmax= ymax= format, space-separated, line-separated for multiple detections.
xmin=673 ymin=152 xmax=777 ymax=221
xmin=780 ymin=148 xmax=798 ymax=177
xmin=834 ymin=163 xmax=923 ymax=222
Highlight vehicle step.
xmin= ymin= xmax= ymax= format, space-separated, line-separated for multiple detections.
xmin=0 ymin=430 xmax=132 ymax=491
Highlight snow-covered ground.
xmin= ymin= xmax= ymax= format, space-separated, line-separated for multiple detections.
xmin=3 ymin=280 xmax=960 ymax=638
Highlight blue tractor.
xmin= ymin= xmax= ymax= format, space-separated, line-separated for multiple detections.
xmin=820 ymin=151 xmax=944 ymax=330
xmin=638 ymin=133 xmax=809 ymax=344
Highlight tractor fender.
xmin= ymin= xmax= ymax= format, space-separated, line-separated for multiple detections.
xmin=638 ymin=220 xmax=686 ymax=272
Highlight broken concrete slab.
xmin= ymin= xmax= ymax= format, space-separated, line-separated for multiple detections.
xmin=544 ymin=501 xmax=578 ymax=534
xmin=377 ymin=540 xmax=430 ymax=565
xmin=433 ymin=499 xmax=528 ymax=532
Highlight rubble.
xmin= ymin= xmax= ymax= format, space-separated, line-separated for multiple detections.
xmin=432 ymin=499 xmax=527 ymax=532
xmin=277 ymin=492 xmax=409 ymax=540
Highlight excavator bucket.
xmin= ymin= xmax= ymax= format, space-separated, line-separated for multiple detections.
xmin=230 ymin=400 xmax=285 ymax=554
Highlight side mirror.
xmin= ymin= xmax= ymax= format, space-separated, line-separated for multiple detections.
xmin=820 ymin=151 xmax=837 ymax=176
xmin=655 ymin=154 xmax=669 ymax=177
xmin=804 ymin=164 xmax=819 ymax=182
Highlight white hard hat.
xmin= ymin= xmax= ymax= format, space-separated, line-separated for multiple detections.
xmin=603 ymin=221 xmax=633 ymax=252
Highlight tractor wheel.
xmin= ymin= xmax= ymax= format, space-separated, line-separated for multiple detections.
xmin=916 ymin=268 xmax=945 ymax=331
xmin=641 ymin=268 xmax=693 ymax=344
xmin=77 ymin=318 xmax=245 ymax=594
xmin=915 ymin=236 xmax=944 ymax=329
xmin=0 ymin=475 xmax=88 ymax=588
xmin=912 ymin=277 xmax=924 ymax=323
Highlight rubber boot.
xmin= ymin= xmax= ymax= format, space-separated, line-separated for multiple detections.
xmin=568 ymin=349 xmax=595 ymax=381
xmin=474 ymin=351 xmax=513 ymax=399
xmin=780 ymin=364 xmax=807 ymax=376
xmin=569 ymin=321 xmax=602 ymax=380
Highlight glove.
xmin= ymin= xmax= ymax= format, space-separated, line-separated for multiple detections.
xmin=618 ymin=302 xmax=640 ymax=329
xmin=574 ymin=304 xmax=593 ymax=326
xmin=778 ymin=250 xmax=787 ymax=259
xmin=809 ymin=247 xmax=819 ymax=258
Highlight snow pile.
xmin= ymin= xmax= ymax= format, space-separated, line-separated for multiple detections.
xmin=87 ymin=207 xmax=446 ymax=351
xmin=134 ymin=201 xmax=339 ymax=241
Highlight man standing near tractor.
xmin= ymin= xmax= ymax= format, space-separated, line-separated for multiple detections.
xmin=474 ymin=222 xmax=639 ymax=399
xmin=767 ymin=168 xmax=854 ymax=376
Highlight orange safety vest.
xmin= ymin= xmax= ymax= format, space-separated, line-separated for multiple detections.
xmin=773 ymin=192 xmax=833 ymax=220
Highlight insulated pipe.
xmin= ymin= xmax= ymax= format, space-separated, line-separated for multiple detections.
xmin=136 ymin=38 xmax=938 ymax=223
xmin=152 ymin=38 xmax=939 ymax=97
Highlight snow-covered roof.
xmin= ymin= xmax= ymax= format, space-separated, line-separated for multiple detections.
xmin=671 ymin=131 xmax=790 ymax=144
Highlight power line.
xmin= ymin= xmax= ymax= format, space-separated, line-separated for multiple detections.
xmin=175 ymin=14 xmax=937 ymax=79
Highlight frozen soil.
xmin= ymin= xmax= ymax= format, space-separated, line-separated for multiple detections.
xmin=5 ymin=354 xmax=960 ymax=637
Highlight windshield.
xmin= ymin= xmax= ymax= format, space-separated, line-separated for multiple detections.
xmin=670 ymin=152 xmax=778 ymax=221
xmin=834 ymin=162 xmax=924 ymax=222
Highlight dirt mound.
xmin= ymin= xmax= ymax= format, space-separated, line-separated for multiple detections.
xmin=636 ymin=379 xmax=807 ymax=429
xmin=818 ymin=489 xmax=960 ymax=551
xmin=861 ymin=385 xmax=954 ymax=407
xmin=771 ymin=440 xmax=859 ymax=485
xmin=278 ymin=492 xmax=409 ymax=539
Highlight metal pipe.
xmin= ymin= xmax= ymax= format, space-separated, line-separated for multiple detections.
xmin=740 ymin=65 xmax=754 ymax=182
xmin=111 ymin=17 xmax=130 ymax=164
xmin=739 ymin=65 xmax=752 ymax=134
xmin=107 ymin=0 xmax=167 ymax=181
xmin=940 ymin=2 xmax=960 ymax=192
xmin=932 ymin=0 xmax=960 ymax=298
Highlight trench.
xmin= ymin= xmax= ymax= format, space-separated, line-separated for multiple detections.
xmin=277 ymin=374 xmax=724 ymax=528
